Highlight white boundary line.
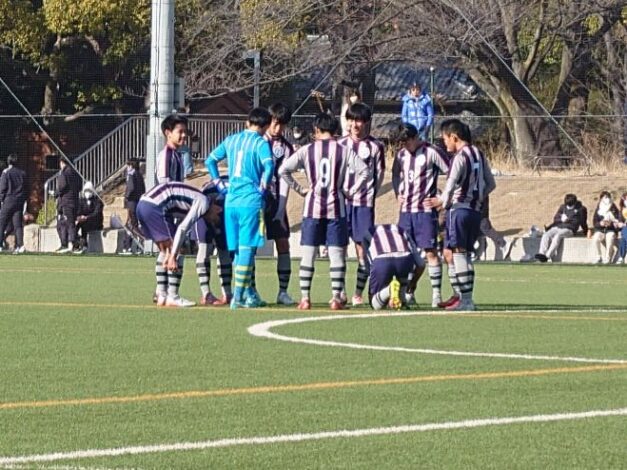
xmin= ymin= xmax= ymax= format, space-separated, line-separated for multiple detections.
xmin=1 ymin=408 xmax=625 ymax=465
xmin=247 ymin=312 xmax=627 ymax=364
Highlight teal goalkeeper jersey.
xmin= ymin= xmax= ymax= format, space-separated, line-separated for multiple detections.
xmin=205 ymin=129 xmax=274 ymax=208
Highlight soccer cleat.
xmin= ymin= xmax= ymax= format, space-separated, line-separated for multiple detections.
xmin=329 ymin=298 xmax=346 ymax=310
xmin=447 ymin=299 xmax=475 ymax=311
xmin=276 ymin=291 xmax=296 ymax=306
xmin=351 ymin=295 xmax=364 ymax=307
xmin=431 ymin=294 xmax=442 ymax=308
xmin=200 ymin=292 xmax=219 ymax=306
xmin=230 ymin=298 xmax=245 ymax=310
xmin=389 ymin=280 xmax=402 ymax=310
xmin=297 ymin=298 xmax=311 ymax=310
xmin=244 ymin=295 xmax=265 ymax=308
xmin=339 ymin=291 xmax=348 ymax=305
xmin=444 ymin=296 xmax=462 ymax=310
xmin=212 ymin=295 xmax=232 ymax=306
xmin=245 ymin=289 xmax=268 ymax=307
xmin=437 ymin=294 xmax=459 ymax=309
xmin=165 ymin=295 xmax=196 ymax=308
xmin=156 ymin=294 xmax=167 ymax=306
xmin=404 ymin=292 xmax=416 ymax=306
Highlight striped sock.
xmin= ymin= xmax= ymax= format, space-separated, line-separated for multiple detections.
xmin=217 ymin=249 xmax=233 ymax=298
xmin=355 ymin=262 xmax=369 ymax=296
xmin=328 ymin=246 xmax=346 ymax=299
xmin=155 ymin=252 xmax=168 ymax=297
xmin=167 ymin=256 xmax=184 ymax=298
xmin=448 ymin=262 xmax=461 ymax=295
xmin=428 ymin=263 xmax=442 ymax=297
xmin=233 ymin=248 xmax=254 ymax=303
xmin=196 ymin=243 xmax=210 ymax=297
xmin=277 ymin=252 xmax=291 ymax=293
xmin=452 ymin=253 xmax=474 ymax=301
xmin=299 ymin=245 xmax=317 ymax=299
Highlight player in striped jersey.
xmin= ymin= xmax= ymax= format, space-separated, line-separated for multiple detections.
xmin=338 ymin=102 xmax=386 ymax=307
xmin=263 ymin=103 xmax=296 ymax=306
xmin=205 ymin=107 xmax=274 ymax=309
xmin=136 ymin=182 xmax=223 ymax=307
xmin=362 ymin=224 xmax=425 ymax=310
xmin=280 ymin=113 xmax=369 ymax=310
xmin=425 ymin=119 xmax=496 ymax=311
xmin=156 ymin=114 xmax=187 ymax=184
xmin=392 ymin=124 xmax=449 ymax=307
xmin=189 ymin=179 xmax=232 ymax=306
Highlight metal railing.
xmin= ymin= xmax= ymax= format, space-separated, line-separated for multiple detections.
xmin=43 ymin=116 xmax=149 ymax=225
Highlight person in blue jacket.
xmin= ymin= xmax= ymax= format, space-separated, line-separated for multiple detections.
xmin=401 ymin=82 xmax=434 ymax=141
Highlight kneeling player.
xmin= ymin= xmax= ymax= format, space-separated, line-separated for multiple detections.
xmin=137 ymin=182 xmax=222 ymax=307
xmin=363 ymin=224 xmax=425 ymax=310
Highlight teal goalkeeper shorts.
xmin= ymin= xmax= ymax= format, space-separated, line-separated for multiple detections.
xmin=224 ymin=205 xmax=266 ymax=251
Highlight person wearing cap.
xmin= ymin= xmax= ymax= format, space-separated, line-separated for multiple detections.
xmin=55 ymin=157 xmax=82 ymax=253
xmin=75 ymin=181 xmax=104 ymax=253
xmin=0 ymin=154 xmax=28 ymax=253
xmin=401 ymin=82 xmax=434 ymax=141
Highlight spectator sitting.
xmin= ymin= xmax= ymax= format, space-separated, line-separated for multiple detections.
xmin=75 ymin=181 xmax=104 ymax=253
xmin=616 ymin=192 xmax=627 ymax=264
xmin=535 ymin=193 xmax=588 ymax=263
xmin=590 ymin=191 xmax=620 ymax=264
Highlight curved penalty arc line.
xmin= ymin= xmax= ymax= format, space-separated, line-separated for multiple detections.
xmin=247 ymin=312 xmax=627 ymax=365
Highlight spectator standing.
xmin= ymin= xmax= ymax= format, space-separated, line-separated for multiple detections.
xmin=590 ymin=191 xmax=620 ymax=264
xmin=120 ymin=159 xmax=146 ymax=254
xmin=75 ymin=182 xmax=104 ymax=253
xmin=401 ymin=82 xmax=434 ymax=141
xmin=616 ymin=192 xmax=627 ymax=264
xmin=535 ymin=194 xmax=588 ymax=263
xmin=0 ymin=155 xmax=28 ymax=253
xmin=55 ymin=157 xmax=82 ymax=253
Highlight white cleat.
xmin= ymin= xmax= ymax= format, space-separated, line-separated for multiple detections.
xmin=404 ymin=292 xmax=416 ymax=306
xmin=276 ymin=291 xmax=296 ymax=306
xmin=164 ymin=295 xmax=196 ymax=308
xmin=351 ymin=295 xmax=364 ymax=307
xmin=448 ymin=299 xmax=476 ymax=312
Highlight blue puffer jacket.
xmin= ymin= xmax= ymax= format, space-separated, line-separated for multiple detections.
xmin=401 ymin=92 xmax=434 ymax=133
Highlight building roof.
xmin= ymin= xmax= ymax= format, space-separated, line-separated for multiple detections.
xmin=294 ymin=62 xmax=479 ymax=103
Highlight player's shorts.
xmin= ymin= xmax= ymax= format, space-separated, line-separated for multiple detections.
xmin=225 ymin=205 xmax=265 ymax=251
xmin=346 ymin=203 xmax=374 ymax=244
xmin=445 ymin=207 xmax=482 ymax=251
xmin=398 ymin=211 xmax=439 ymax=250
xmin=300 ymin=217 xmax=348 ymax=247
xmin=263 ymin=195 xmax=290 ymax=240
xmin=189 ymin=218 xmax=227 ymax=251
xmin=368 ymin=254 xmax=415 ymax=303
xmin=136 ymin=200 xmax=175 ymax=243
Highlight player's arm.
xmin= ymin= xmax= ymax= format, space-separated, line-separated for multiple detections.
xmin=279 ymin=147 xmax=308 ymax=197
xmin=168 ymin=197 xmax=210 ymax=267
xmin=346 ymin=148 xmax=369 ymax=197
xmin=391 ymin=152 xmax=402 ymax=198
xmin=374 ymin=142 xmax=386 ymax=195
xmin=432 ymin=156 xmax=463 ymax=209
xmin=405 ymin=232 xmax=426 ymax=270
xmin=0 ymin=172 xmax=7 ymax=203
xmin=275 ymin=170 xmax=290 ymax=221
xmin=258 ymin=140 xmax=275 ymax=193
xmin=431 ymin=147 xmax=450 ymax=174
xmin=205 ymin=141 xmax=229 ymax=193
xmin=156 ymin=150 xmax=172 ymax=184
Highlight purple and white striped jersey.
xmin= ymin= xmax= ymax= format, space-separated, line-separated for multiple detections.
xmin=364 ymin=224 xmax=419 ymax=262
xmin=279 ymin=138 xmax=368 ymax=219
xmin=140 ymin=182 xmax=212 ymax=254
xmin=439 ymin=145 xmax=496 ymax=211
xmin=264 ymin=134 xmax=294 ymax=200
xmin=156 ymin=145 xmax=185 ymax=184
xmin=392 ymin=143 xmax=449 ymax=213
xmin=337 ymin=135 xmax=386 ymax=207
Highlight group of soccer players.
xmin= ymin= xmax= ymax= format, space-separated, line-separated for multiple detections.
xmin=136 ymin=100 xmax=495 ymax=312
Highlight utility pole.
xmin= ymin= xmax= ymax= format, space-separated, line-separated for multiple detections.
xmin=145 ymin=0 xmax=175 ymax=190
xmin=244 ymin=50 xmax=261 ymax=107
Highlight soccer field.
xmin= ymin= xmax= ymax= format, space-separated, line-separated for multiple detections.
xmin=0 ymin=255 xmax=625 ymax=469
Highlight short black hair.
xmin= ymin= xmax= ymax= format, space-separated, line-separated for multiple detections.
xmin=564 ymin=194 xmax=577 ymax=206
xmin=161 ymin=114 xmax=188 ymax=135
xmin=396 ymin=124 xmax=418 ymax=142
xmin=313 ymin=112 xmax=338 ymax=134
xmin=268 ymin=103 xmax=292 ymax=125
xmin=7 ymin=154 xmax=18 ymax=166
xmin=440 ymin=119 xmax=472 ymax=143
xmin=345 ymin=102 xmax=372 ymax=123
xmin=248 ymin=107 xmax=272 ymax=128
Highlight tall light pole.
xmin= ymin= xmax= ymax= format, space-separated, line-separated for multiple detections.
xmin=145 ymin=0 xmax=176 ymax=190
xmin=243 ymin=50 xmax=261 ymax=108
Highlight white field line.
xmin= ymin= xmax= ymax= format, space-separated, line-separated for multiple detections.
xmin=247 ymin=312 xmax=627 ymax=364
xmin=1 ymin=408 xmax=625 ymax=465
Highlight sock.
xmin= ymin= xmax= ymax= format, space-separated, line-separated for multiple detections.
xmin=371 ymin=286 xmax=390 ymax=310
xmin=217 ymin=248 xmax=233 ymax=298
xmin=167 ymin=256 xmax=184 ymax=298
xmin=452 ymin=252 xmax=474 ymax=301
xmin=355 ymin=261 xmax=369 ymax=297
xmin=196 ymin=243 xmax=210 ymax=297
xmin=277 ymin=252 xmax=291 ymax=293
xmin=328 ymin=246 xmax=346 ymax=299
xmin=447 ymin=262 xmax=461 ymax=295
xmin=428 ymin=263 xmax=442 ymax=298
xmin=233 ymin=247 xmax=254 ymax=302
xmin=299 ymin=245 xmax=317 ymax=299
xmin=156 ymin=252 xmax=168 ymax=297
